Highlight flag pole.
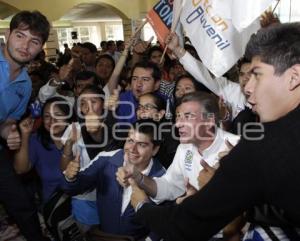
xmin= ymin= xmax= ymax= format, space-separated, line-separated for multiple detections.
xmin=159 ymin=5 xmax=183 ymax=64
xmin=272 ymin=0 xmax=280 ymax=13
xmin=133 ymin=19 xmax=148 ymax=36
xmin=127 ymin=19 xmax=148 ymax=49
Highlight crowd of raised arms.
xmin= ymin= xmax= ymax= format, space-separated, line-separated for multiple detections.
xmin=1 ymin=9 xmax=300 ymax=241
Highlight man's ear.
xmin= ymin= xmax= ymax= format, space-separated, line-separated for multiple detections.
xmin=289 ymin=64 xmax=300 ymax=91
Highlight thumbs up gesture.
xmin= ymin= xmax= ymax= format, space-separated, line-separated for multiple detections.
xmin=19 ymin=117 xmax=34 ymax=136
xmin=7 ymin=124 xmax=21 ymax=150
xmin=105 ymin=88 xmax=120 ymax=111
xmin=64 ymin=152 xmax=80 ymax=181
xmin=116 ymin=160 xmax=133 ymax=188
xmin=198 ymin=159 xmax=218 ymax=188
xmin=116 ymin=159 xmax=141 ymax=188
xmin=129 ymin=177 xmax=149 ymax=209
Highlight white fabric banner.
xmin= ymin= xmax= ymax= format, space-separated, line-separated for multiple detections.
xmin=178 ymin=0 xmax=263 ymax=77
xmin=212 ymin=0 xmax=274 ymax=32
xmin=172 ymin=0 xmax=186 ymax=46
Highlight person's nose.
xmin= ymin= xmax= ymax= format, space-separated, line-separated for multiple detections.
xmin=129 ymin=142 xmax=138 ymax=153
xmin=136 ymin=78 xmax=143 ymax=87
xmin=175 ymin=117 xmax=184 ymax=128
xmin=21 ymin=39 xmax=31 ymax=50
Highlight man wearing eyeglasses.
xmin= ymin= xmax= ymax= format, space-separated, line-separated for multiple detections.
xmin=116 ymin=91 xmax=240 ymax=240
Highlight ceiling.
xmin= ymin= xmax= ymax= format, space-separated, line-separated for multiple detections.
xmin=0 ymin=2 xmax=122 ymax=22
xmin=0 ymin=3 xmax=16 ymax=20
xmin=60 ymin=3 xmax=122 ymax=22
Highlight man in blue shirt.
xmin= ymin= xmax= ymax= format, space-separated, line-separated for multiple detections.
xmin=116 ymin=61 xmax=162 ymax=125
xmin=0 ymin=10 xmax=50 ymax=241
xmin=62 ymin=120 xmax=165 ymax=240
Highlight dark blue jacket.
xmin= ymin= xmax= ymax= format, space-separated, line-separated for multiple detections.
xmin=60 ymin=149 xmax=165 ymax=240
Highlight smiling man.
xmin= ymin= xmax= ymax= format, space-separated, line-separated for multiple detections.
xmin=130 ymin=23 xmax=300 ymax=241
xmin=0 ymin=10 xmax=50 ymax=241
xmin=0 ymin=10 xmax=49 ymax=144
xmin=61 ymin=119 xmax=165 ymax=240
xmin=117 ymin=91 xmax=239 ymax=240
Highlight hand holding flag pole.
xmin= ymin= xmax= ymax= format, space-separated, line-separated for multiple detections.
xmin=160 ymin=1 xmax=183 ymax=64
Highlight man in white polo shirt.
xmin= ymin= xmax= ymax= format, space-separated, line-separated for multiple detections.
xmin=116 ymin=91 xmax=240 ymax=239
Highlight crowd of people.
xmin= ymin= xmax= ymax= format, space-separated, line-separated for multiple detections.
xmin=0 ymin=8 xmax=300 ymax=241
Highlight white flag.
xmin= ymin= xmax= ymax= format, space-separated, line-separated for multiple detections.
xmin=212 ymin=0 xmax=274 ymax=32
xmin=172 ymin=0 xmax=185 ymax=46
xmin=178 ymin=0 xmax=266 ymax=77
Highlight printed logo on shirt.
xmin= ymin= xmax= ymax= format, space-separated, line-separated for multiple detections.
xmin=184 ymin=150 xmax=193 ymax=171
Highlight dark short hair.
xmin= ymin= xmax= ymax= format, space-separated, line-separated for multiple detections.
xmin=147 ymin=45 xmax=163 ymax=58
xmin=116 ymin=40 xmax=124 ymax=48
xmin=39 ymin=97 xmax=73 ymax=149
xmin=81 ymin=42 xmax=97 ymax=53
xmin=10 ymin=10 xmax=50 ymax=44
xmin=131 ymin=119 xmax=162 ymax=147
xmin=174 ymin=74 xmax=211 ymax=101
xmin=177 ymin=91 xmax=220 ymax=125
xmin=245 ymin=22 xmax=300 ymax=75
xmin=139 ymin=92 xmax=166 ymax=111
xmin=75 ymin=71 xmax=100 ymax=86
xmin=100 ymin=40 xmax=107 ymax=48
xmin=96 ymin=54 xmax=115 ymax=69
xmin=106 ymin=40 xmax=116 ymax=48
xmin=237 ymin=57 xmax=251 ymax=70
xmin=79 ymin=84 xmax=105 ymax=101
xmin=131 ymin=61 xmax=162 ymax=82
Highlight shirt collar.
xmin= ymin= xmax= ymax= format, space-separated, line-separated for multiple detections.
xmin=0 ymin=48 xmax=28 ymax=82
xmin=201 ymin=128 xmax=223 ymax=159
xmin=141 ymin=158 xmax=153 ymax=175
xmin=122 ymin=158 xmax=154 ymax=175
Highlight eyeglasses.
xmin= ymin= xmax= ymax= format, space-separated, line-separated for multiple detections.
xmin=175 ymin=112 xmax=198 ymax=121
xmin=176 ymin=112 xmax=214 ymax=121
xmin=137 ymin=104 xmax=158 ymax=111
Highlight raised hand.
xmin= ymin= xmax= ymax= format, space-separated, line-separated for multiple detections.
xmin=116 ymin=159 xmax=141 ymax=188
xmin=198 ymin=159 xmax=217 ymax=188
xmin=104 ymin=88 xmax=120 ymax=111
xmin=129 ymin=177 xmax=149 ymax=209
xmin=165 ymin=32 xmax=180 ymax=51
xmin=176 ymin=178 xmax=197 ymax=204
xmin=7 ymin=124 xmax=21 ymax=150
xmin=19 ymin=117 xmax=34 ymax=135
xmin=64 ymin=152 xmax=80 ymax=180
xmin=133 ymin=36 xmax=154 ymax=55
xmin=58 ymin=63 xmax=72 ymax=82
